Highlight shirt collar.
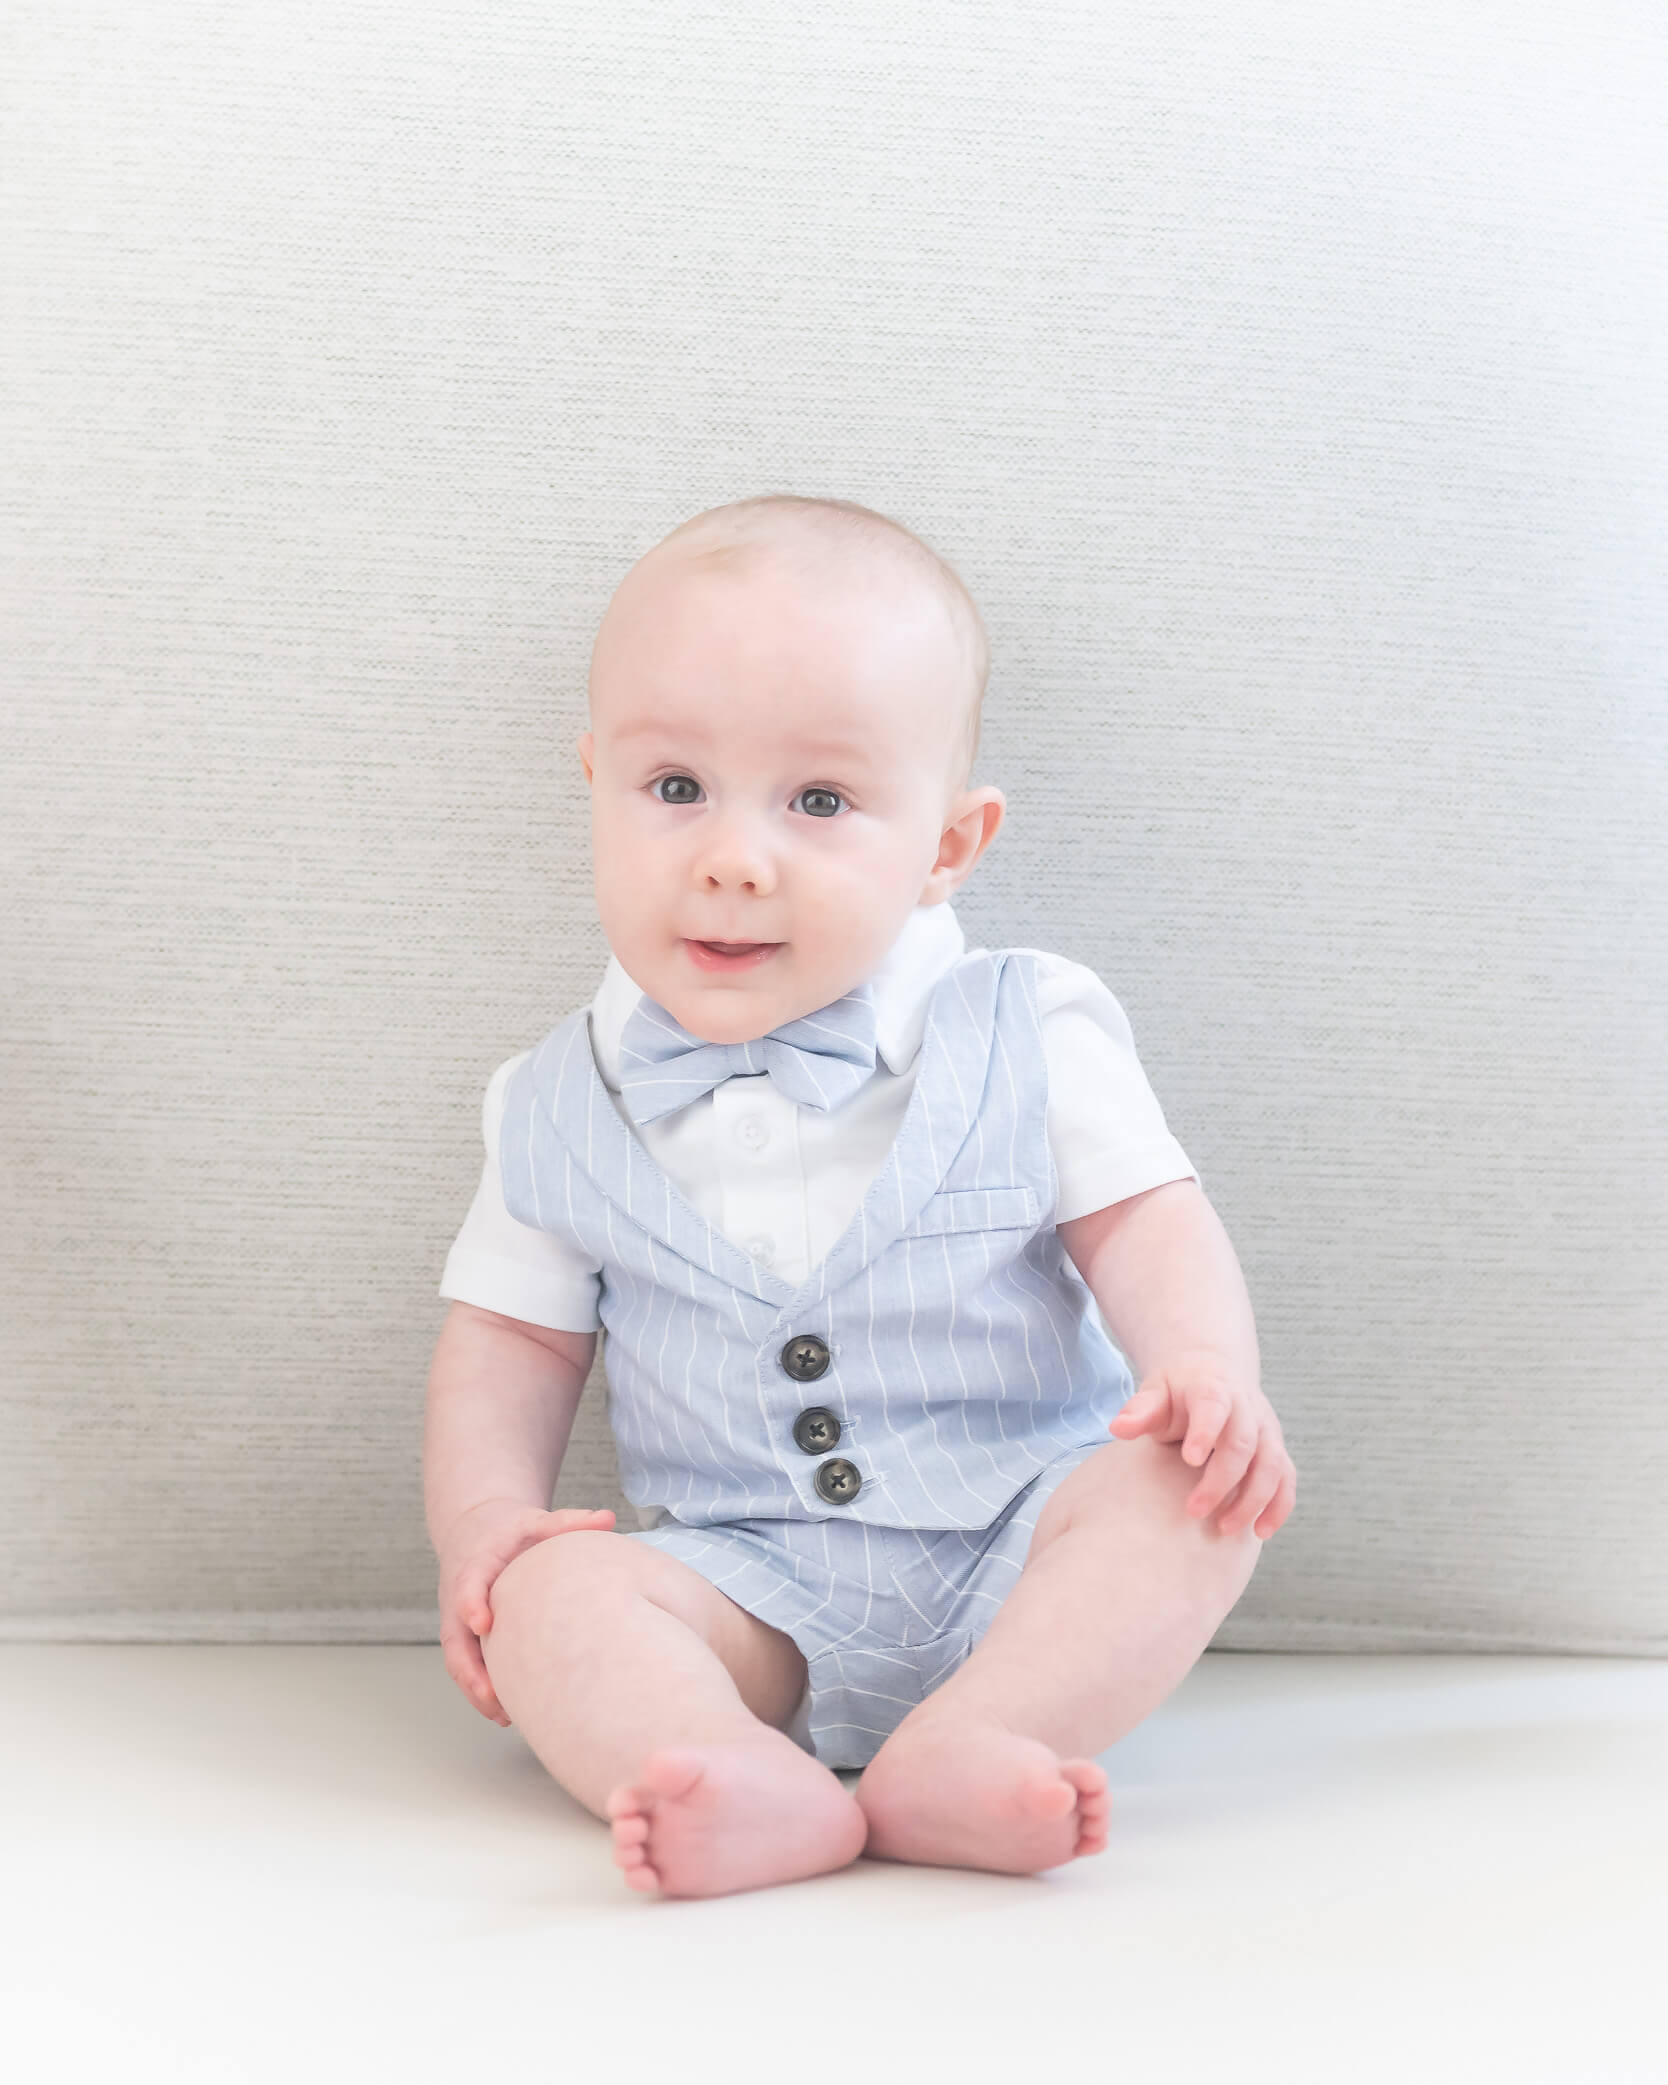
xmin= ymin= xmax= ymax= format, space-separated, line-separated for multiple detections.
xmin=588 ymin=901 xmax=966 ymax=1093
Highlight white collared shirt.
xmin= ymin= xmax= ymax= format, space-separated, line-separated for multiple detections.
xmin=438 ymin=903 xmax=1197 ymax=1333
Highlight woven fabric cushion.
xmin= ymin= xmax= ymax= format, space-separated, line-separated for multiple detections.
xmin=3 ymin=2 xmax=1662 ymax=1647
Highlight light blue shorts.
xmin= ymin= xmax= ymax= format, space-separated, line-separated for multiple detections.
xmin=626 ymin=1437 xmax=1108 ymax=1770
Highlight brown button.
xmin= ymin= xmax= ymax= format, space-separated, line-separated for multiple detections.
xmin=813 ymin=1457 xmax=862 ymax=1505
xmin=792 ymin=1406 xmax=841 ymax=1455
xmin=779 ymin=1334 xmax=831 ymax=1383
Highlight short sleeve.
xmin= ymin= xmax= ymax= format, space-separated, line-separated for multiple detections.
xmin=437 ymin=1054 xmax=604 ymax=1333
xmin=1035 ymin=956 xmax=1201 ymax=1224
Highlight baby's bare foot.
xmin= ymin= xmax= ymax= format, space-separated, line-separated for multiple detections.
xmin=605 ymin=1737 xmax=868 ymax=1899
xmin=855 ymin=1708 xmax=1111 ymax=1874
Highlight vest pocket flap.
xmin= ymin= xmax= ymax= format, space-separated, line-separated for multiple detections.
xmin=905 ymin=1186 xmax=1040 ymax=1237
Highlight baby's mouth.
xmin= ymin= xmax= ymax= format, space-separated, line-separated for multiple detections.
xmin=684 ymin=937 xmax=783 ymax=971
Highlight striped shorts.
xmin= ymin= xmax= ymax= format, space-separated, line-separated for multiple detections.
xmin=625 ymin=1436 xmax=1108 ymax=1770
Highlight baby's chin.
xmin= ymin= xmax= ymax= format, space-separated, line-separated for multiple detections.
xmin=659 ymin=940 xmax=832 ymax=1043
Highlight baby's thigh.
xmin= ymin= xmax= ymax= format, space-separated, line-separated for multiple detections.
xmin=1027 ymin=1435 xmax=1198 ymax=1553
xmin=1024 ymin=1436 xmax=1261 ymax=1597
xmin=490 ymin=1529 xmax=808 ymax=1729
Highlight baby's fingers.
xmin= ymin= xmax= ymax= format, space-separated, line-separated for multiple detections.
xmin=1180 ymin=1388 xmax=1232 ymax=1468
xmin=1185 ymin=1415 xmax=1259 ymax=1519
xmin=1253 ymin=1465 xmax=1298 ymax=1540
xmin=440 ymin=1616 xmax=509 ymax=1726
xmin=1216 ymin=1447 xmax=1285 ymax=1537
xmin=454 ymin=1560 xmax=496 ymax=1640
xmin=538 ymin=1507 xmax=617 ymax=1536
xmin=1110 ymin=1383 xmax=1176 ymax=1440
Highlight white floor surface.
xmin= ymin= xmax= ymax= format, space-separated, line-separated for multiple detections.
xmin=3 ymin=1647 xmax=1663 ymax=2085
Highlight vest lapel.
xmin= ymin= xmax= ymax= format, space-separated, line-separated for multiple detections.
xmin=795 ymin=952 xmax=1004 ymax=1310
xmin=539 ymin=951 xmax=1005 ymax=1309
xmin=546 ymin=1011 xmax=796 ymax=1306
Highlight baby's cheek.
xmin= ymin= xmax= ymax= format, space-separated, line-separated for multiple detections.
xmin=794 ymin=892 xmax=894 ymax=985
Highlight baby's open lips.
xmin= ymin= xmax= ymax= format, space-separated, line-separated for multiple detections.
xmin=682 ymin=936 xmax=786 ymax=970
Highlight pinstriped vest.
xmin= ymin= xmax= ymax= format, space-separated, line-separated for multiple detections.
xmin=498 ymin=948 xmax=1134 ymax=1532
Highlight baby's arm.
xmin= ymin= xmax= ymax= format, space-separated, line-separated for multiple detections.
xmin=424 ymin=1302 xmax=616 ymax=1721
xmin=1059 ymin=1179 xmax=1297 ymax=1539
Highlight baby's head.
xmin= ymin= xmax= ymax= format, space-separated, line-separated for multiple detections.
xmin=578 ymin=495 xmax=1005 ymax=1043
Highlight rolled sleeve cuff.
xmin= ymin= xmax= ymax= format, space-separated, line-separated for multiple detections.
xmin=1053 ymin=1136 xmax=1200 ymax=1227
xmin=438 ymin=1243 xmax=602 ymax=1334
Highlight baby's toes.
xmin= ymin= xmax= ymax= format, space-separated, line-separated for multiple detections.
xmin=1018 ymin=1765 xmax=1077 ymax=1820
xmin=1061 ymin=1759 xmax=1112 ymax=1856
xmin=609 ymin=1820 xmax=663 ymax=1892
xmin=606 ymin=1788 xmax=660 ymax=1874
xmin=1075 ymin=1799 xmax=1111 ymax=1856
xmin=1060 ymin=1757 xmax=1108 ymax=1804
xmin=611 ymin=1813 xmax=650 ymax=1859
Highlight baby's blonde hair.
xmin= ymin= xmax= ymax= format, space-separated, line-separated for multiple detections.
xmin=648 ymin=494 xmax=990 ymax=793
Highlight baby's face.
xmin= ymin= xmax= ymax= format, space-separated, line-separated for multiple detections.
xmin=579 ymin=549 xmax=1001 ymax=1043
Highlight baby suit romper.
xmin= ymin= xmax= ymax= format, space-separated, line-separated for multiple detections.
xmin=497 ymin=944 xmax=1137 ymax=1768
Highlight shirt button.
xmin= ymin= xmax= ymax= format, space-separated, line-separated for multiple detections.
xmin=792 ymin=1406 xmax=841 ymax=1455
xmin=736 ymin=1116 xmax=769 ymax=1152
xmin=779 ymin=1334 xmax=831 ymax=1383
xmin=814 ymin=1457 xmax=862 ymax=1506
xmin=746 ymin=1234 xmax=776 ymax=1267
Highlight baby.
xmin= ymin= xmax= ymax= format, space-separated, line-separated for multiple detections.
xmin=425 ymin=494 xmax=1296 ymax=1900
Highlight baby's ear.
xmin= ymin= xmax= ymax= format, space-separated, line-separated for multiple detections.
xmin=576 ymin=731 xmax=595 ymax=784
xmin=924 ymin=787 xmax=1005 ymax=900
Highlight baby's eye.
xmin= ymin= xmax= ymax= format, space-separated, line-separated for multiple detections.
xmin=652 ymin=773 xmax=703 ymax=805
xmin=794 ymin=787 xmax=845 ymax=819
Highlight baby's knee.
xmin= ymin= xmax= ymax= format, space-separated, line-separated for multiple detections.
xmin=1131 ymin=1439 xmax=1263 ymax=1569
xmin=1041 ymin=1438 xmax=1261 ymax=1587
xmin=490 ymin=1528 xmax=644 ymax=1636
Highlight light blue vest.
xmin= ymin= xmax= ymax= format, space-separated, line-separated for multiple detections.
xmin=498 ymin=948 xmax=1134 ymax=1532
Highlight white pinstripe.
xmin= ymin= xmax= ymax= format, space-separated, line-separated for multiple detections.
xmin=891 ymin=1526 xmax=968 ymax=1608
xmin=860 ymin=1245 xmax=935 ymax=1526
xmin=938 ymin=1230 xmax=1008 ymax=1492
xmin=877 ymin=1548 xmax=942 ymax=1636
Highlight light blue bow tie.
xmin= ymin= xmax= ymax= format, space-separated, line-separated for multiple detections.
xmin=617 ymin=984 xmax=880 ymax=1127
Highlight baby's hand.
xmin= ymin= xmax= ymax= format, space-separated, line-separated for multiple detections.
xmin=436 ymin=1499 xmax=617 ymax=1724
xmin=1109 ymin=1356 xmax=1296 ymax=1539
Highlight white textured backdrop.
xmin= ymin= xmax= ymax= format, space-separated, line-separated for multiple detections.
xmin=3 ymin=1 xmax=1664 ymax=1648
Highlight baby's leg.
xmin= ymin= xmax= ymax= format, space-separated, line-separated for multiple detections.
xmin=482 ymin=1531 xmax=866 ymax=1898
xmin=855 ymin=1436 xmax=1260 ymax=1874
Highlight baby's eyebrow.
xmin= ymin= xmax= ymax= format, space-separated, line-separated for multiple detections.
xmin=608 ymin=717 xmax=707 ymax=745
xmin=608 ymin=718 xmax=877 ymax=771
xmin=783 ymin=740 xmax=876 ymax=769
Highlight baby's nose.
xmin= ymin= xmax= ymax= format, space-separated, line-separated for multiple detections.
xmin=694 ymin=820 xmax=778 ymax=895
